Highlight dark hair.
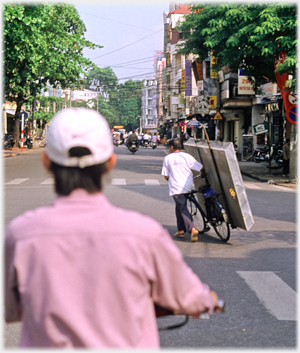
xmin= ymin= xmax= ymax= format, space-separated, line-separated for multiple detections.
xmin=168 ymin=138 xmax=181 ymax=150
xmin=286 ymin=138 xmax=290 ymax=143
xmin=50 ymin=147 xmax=108 ymax=196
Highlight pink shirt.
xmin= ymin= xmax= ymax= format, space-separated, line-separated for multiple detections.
xmin=5 ymin=190 xmax=213 ymax=348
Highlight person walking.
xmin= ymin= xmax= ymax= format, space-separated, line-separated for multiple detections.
xmin=5 ymin=108 xmax=219 ymax=349
xmin=282 ymin=138 xmax=290 ymax=176
xmin=161 ymin=138 xmax=206 ymax=242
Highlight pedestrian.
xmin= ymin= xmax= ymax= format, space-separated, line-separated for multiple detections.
xmin=161 ymin=138 xmax=207 ymax=242
xmin=179 ymin=131 xmax=187 ymax=149
xmin=5 ymin=108 xmax=219 ymax=348
xmin=282 ymin=138 xmax=290 ymax=176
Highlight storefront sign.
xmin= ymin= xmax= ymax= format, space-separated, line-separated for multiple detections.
xmin=238 ymin=69 xmax=255 ymax=95
xmin=185 ymin=60 xmax=192 ymax=96
xmin=197 ymin=80 xmax=203 ymax=91
xmin=209 ymin=96 xmax=217 ymax=109
xmin=253 ymin=122 xmax=269 ymax=135
xmin=210 ymin=51 xmax=218 ymax=79
xmin=221 ymin=80 xmax=230 ymax=100
xmin=260 ymin=82 xmax=277 ymax=97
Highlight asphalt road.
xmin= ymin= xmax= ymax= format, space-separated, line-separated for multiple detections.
xmin=3 ymin=145 xmax=297 ymax=349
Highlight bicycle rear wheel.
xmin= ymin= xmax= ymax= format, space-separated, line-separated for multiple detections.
xmin=209 ymin=199 xmax=230 ymax=242
xmin=187 ymin=198 xmax=205 ymax=233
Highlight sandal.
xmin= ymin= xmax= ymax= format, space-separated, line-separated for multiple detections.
xmin=174 ymin=231 xmax=185 ymax=237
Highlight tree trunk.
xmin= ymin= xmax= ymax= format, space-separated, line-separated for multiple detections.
xmin=12 ymin=97 xmax=24 ymax=147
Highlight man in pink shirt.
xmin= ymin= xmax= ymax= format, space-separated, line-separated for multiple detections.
xmin=5 ymin=108 xmax=219 ymax=348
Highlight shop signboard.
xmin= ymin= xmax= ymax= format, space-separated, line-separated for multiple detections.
xmin=221 ymin=80 xmax=230 ymax=100
xmin=253 ymin=122 xmax=269 ymax=135
xmin=238 ymin=69 xmax=255 ymax=95
xmin=185 ymin=59 xmax=192 ymax=96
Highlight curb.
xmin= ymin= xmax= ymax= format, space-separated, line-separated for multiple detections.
xmin=241 ymin=170 xmax=296 ymax=188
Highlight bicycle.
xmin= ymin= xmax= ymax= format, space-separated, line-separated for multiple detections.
xmin=187 ymin=175 xmax=230 ymax=242
xmin=155 ymin=297 xmax=226 ymax=330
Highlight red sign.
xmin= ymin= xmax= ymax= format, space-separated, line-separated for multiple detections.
xmin=179 ymin=121 xmax=186 ymax=127
xmin=275 ymin=51 xmax=297 ymax=124
xmin=111 ymin=129 xmax=114 ymax=132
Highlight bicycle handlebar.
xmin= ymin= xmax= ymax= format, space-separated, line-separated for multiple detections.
xmin=155 ymin=299 xmax=225 ymax=318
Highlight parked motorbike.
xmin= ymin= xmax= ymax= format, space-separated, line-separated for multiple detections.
xmin=3 ymin=134 xmax=15 ymax=150
xmin=26 ymin=135 xmax=33 ymax=149
xmin=18 ymin=134 xmax=33 ymax=149
xmin=253 ymin=145 xmax=269 ymax=163
xmin=254 ymin=144 xmax=283 ymax=167
xmin=128 ymin=141 xmax=138 ymax=154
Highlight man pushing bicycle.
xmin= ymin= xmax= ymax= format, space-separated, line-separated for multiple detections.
xmin=161 ymin=138 xmax=207 ymax=242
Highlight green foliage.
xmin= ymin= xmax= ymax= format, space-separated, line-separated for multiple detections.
xmin=177 ymin=3 xmax=297 ymax=92
xmin=4 ymin=3 xmax=102 ymax=140
xmin=116 ymin=80 xmax=143 ymax=130
xmin=84 ymin=67 xmax=118 ymax=99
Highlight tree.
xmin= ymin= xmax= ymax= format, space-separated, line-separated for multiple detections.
xmin=116 ymin=80 xmax=143 ymax=131
xmin=177 ymin=3 xmax=297 ymax=92
xmin=84 ymin=67 xmax=118 ymax=100
xmin=4 ymin=3 xmax=102 ymax=143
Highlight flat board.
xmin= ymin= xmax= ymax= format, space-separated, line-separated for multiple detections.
xmin=184 ymin=138 xmax=254 ymax=231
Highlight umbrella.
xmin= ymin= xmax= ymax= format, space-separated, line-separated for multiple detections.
xmin=187 ymin=119 xmax=199 ymax=128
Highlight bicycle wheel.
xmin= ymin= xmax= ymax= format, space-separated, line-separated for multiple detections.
xmin=187 ymin=198 xmax=205 ymax=233
xmin=209 ymin=199 xmax=230 ymax=242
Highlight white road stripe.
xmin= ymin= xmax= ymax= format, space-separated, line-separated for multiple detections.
xmin=5 ymin=178 xmax=29 ymax=185
xmin=243 ymin=182 xmax=262 ymax=189
xmin=40 ymin=178 xmax=54 ymax=185
xmin=237 ymin=271 xmax=296 ymax=321
xmin=271 ymin=185 xmax=295 ymax=192
xmin=144 ymin=179 xmax=160 ymax=185
xmin=111 ymin=178 xmax=126 ymax=185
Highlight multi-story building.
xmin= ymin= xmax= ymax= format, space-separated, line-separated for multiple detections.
xmin=160 ymin=3 xmax=294 ymax=177
xmin=141 ymin=78 xmax=158 ymax=132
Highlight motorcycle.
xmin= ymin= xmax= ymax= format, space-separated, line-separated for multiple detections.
xmin=3 ymin=134 xmax=15 ymax=150
xmin=128 ymin=141 xmax=138 ymax=154
xmin=18 ymin=134 xmax=33 ymax=149
xmin=26 ymin=135 xmax=33 ymax=149
xmin=254 ymin=144 xmax=283 ymax=167
xmin=150 ymin=141 xmax=157 ymax=149
xmin=253 ymin=145 xmax=269 ymax=163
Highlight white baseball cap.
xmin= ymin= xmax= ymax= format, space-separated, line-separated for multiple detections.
xmin=46 ymin=108 xmax=114 ymax=168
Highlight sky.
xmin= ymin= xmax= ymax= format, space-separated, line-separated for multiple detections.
xmin=73 ymin=1 xmax=170 ymax=84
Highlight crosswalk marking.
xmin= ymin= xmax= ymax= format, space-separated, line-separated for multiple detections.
xmin=145 ymin=179 xmax=160 ymax=185
xmin=244 ymin=182 xmax=262 ymax=189
xmin=272 ymin=185 xmax=295 ymax=192
xmin=111 ymin=178 xmax=127 ymax=185
xmin=237 ymin=271 xmax=296 ymax=321
xmin=5 ymin=178 xmax=29 ymax=185
xmin=40 ymin=178 xmax=54 ymax=185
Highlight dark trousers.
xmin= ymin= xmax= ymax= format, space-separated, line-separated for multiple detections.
xmin=283 ymin=159 xmax=290 ymax=175
xmin=173 ymin=194 xmax=194 ymax=233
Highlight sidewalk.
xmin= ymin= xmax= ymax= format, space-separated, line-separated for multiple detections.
xmin=3 ymin=146 xmax=297 ymax=189
xmin=238 ymin=160 xmax=296 ymax=189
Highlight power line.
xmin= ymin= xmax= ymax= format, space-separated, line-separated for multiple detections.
xmin=92 ymin=28 xmax=163 ymax=60
xmin=79 ymin=11 xmax=158 ymax=32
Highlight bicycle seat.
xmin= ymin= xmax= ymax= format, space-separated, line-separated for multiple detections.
xmin=202 ymin=187 xmax=217 ymax=198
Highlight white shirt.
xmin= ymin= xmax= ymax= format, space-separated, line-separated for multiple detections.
xmin=161 ymin=151 xmax=203 ymax=196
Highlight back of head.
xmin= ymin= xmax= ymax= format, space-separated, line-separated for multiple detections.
xmin=168 ymin=138 xmax=181 ymax=151
xmin=46 ymin=108 xmax=114 ymax=195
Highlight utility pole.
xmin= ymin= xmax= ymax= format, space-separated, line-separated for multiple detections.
xmin=289 ymin=123 xmax=297 ymax=182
